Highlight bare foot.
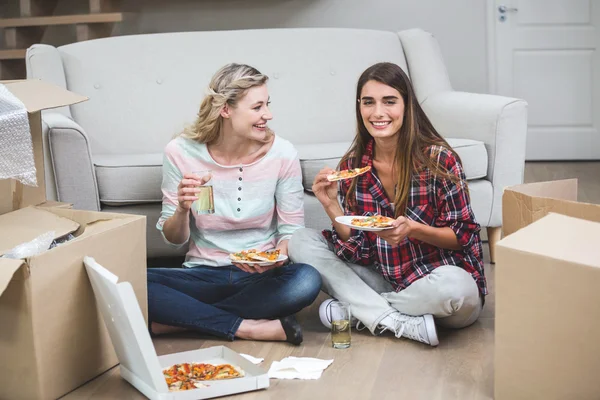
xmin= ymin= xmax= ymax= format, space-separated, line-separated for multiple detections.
xmin=150 ymin=322 xmax=190 ymax=335
xmin=235 ymin=319 xmax=286 ymax=341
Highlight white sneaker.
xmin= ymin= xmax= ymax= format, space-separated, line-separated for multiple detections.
xmin=318 ymin=299 xmax=358 ymax=329
xmin=379 ymin=313 xmax=439 ymax=346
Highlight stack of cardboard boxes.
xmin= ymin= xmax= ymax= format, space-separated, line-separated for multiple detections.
xmin=0 ymin=81 xmax=148 ymax=399
xmin=496 ymin=180 xmax=600 ymax=399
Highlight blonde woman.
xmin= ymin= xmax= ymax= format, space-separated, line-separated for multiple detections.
xmin=148 ymin=63 xmax=321 ymax=345
xmin=290 ymin=62 xmax=486 ymax=346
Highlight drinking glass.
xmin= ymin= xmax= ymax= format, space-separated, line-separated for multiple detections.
xmin=192 ymin=170 xmax=214 ymax=214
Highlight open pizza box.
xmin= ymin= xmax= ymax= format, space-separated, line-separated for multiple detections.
xmin=83 ymin=257 xmax=270 ymax=400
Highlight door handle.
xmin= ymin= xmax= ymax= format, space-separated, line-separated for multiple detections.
xmin=498 ymin=5 xmax=518 ymax=13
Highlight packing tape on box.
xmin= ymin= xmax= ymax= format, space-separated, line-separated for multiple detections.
xmin=0 ymin=84 xmax=36 ymax=186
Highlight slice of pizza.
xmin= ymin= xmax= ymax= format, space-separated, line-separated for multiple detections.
xmin=229 ymin=249 xmax=258 ymax=262
xmin=350 ymin=215 xmax=395 ymax=228
xmin=327 ymin=166 xmax=371 ymax=182
xmin=251 ymin=249 xmax=280 ymax=262
xmin=164 ymin=362 xmax=244 ymax=391
xmin=229 ymin=249 xmax=280 ymax=262
xmin=212 ymin=364 xmax=245 ymax=380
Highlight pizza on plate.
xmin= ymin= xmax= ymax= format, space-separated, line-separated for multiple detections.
xmin=327 ymin=166 xmax=371 ymax=182
xmin=229 ymin=248 xmax=281 ymax=262
xmin=350 ymin=215 xmax=395 ymax=228
xmin=163 ymin=362 xmax=245 ymax=391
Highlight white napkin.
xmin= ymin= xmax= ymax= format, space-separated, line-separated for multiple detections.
xmin=267 ymin=357 xmax=333 ymax=380
xmin=239 ymin=353 xmax=264 ymax=364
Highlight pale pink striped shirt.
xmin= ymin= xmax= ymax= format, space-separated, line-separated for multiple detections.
xmin=157 ymin=135 xmax=304 ymax=267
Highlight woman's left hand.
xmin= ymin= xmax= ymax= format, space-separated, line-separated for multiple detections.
xmin=376 ymin=216 xmax=416 ymax=246
xmin=253 ymin=257 xmax=287 ymax=274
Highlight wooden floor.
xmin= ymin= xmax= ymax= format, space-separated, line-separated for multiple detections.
xmin=61 ymin=162 xmax=600 ymax=400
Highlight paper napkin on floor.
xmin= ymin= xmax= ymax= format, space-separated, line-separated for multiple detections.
xmin=240 ymin=354 xmax=264 ymax=364
xmin=268 ymin=357 xmax=333 ymax=380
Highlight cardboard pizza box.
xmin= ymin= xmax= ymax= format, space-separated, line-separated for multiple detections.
xmin=84 ymin=256 xmax=269 ymax=400
xmin=0 ymin=206 xmax=147 ymax=400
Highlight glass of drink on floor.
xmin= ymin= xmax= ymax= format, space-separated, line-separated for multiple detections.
xmin=330 ymin=301 xmax=351 ymax=349
xmin=192 ymin=170 xmax=214 ymax=214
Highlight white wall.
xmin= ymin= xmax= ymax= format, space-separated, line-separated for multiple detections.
xmin=117 ymin=0 xmax=489 ymax=94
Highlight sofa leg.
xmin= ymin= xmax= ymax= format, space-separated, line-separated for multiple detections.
xmin=487 ymin=226 xmax=502 ymax=264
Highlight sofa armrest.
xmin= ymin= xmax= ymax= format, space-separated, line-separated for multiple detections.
xmin=422 ymin=91 xmax=528 ymax=227
xmin=44 ymin=113 xmax=101 ymax=211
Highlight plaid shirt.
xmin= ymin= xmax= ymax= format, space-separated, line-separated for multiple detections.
xmin=323 ymin=140 xmax=487 ymax=297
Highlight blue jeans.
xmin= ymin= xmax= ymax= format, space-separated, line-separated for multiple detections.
xmin=147 ymin=263 xmax=322 ymax=340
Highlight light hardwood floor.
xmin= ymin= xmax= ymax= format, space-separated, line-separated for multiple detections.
xmin=61 ymin=162 xmax=600 ymax=400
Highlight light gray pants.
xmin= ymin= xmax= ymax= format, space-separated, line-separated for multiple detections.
xmin=289 ymin=228 xmax=483 ymax=333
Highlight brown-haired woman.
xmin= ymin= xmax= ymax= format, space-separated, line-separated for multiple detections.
xmin=289 ymin=62 xmax=487 ymax=346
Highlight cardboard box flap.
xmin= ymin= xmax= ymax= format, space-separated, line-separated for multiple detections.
xmin=507 ymin=179 xmax=578 ymax=200
xmin=2 ymin=80 xmax=87 ymax=112
xmin=503 ymin=179 xmax=600 ymax=237
xmin=0 ymin=258 xmax=26 ymax=297
xmin=0 ymin=207 xmax=79 ymax=255
xmin=499 ymin=213 xmax=600 ymax=269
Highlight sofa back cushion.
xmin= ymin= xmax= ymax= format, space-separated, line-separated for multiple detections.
xmin=55 ymin=28 xmax=408 ymax=155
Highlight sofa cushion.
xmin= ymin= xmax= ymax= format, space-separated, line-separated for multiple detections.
xmin=95 ymin=153 xmax=163 ymax=205
xmin=296 ymin=142 xmax=352 ymax=191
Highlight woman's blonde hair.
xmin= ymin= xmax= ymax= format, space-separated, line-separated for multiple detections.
xmin=180 ymin=63 xmax=271 ymax=143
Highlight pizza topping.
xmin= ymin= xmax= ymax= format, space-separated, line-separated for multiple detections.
xmin=230 ymin=249 xmax=280 ymax=262
xmin=163 ymin=362 xmax=245 ymax=391
xmin=350 ymin=215 xmax=395 ymax=228
xmin=327 ymin=166 xmax=371 ymax=182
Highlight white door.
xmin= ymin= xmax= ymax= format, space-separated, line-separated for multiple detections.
xmin=492 ymin=0 xmax=600 ymax=160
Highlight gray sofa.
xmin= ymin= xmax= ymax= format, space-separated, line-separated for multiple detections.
xmin=26 ymin=28 xmax=527 ymax=259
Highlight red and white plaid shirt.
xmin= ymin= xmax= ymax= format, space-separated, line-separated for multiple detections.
xmin=323 ymin=140 xmax=487 ymax=297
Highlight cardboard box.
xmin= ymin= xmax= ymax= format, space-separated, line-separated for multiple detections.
xmin=84 ymin=257 xmax=269 ymax=400
xmin=0 ymin=206 xmax=147 ymax=400
xmin=0 ymin=80 xmax=87 ymax=216
xmin=495 ymin=179 xmax=600 ymax=399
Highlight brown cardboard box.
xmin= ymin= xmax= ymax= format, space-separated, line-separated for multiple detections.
xmin=0 ymin=206 xmax=147 ymax=400
xmin=0 ymin=80 xmax=87 ymax=215
xmin=495 ymin=180 xmax=600 ymax=399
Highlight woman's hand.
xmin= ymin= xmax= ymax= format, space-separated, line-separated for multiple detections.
xmin=232 ymin=262 xmax=259 ymax=274
xmin=176 ymin=173 xmax=210 ymax=213
xmin=376 ymin=216 xmax=416 ymax=246
xmin=312 ymin=167 xmax=339 ymax=209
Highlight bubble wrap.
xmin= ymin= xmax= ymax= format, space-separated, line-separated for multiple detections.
xmin=0 ymin=84 xmax=37 ymax=186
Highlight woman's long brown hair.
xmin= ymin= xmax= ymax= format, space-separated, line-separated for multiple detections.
xmin=341 ymin=62 xmax=462 ymax=217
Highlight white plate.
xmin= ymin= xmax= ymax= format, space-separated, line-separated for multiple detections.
xmin=335 ymin=216 xmax=395 ymax=232
xmin=229 ymin=254 xmax=289 ymax=266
